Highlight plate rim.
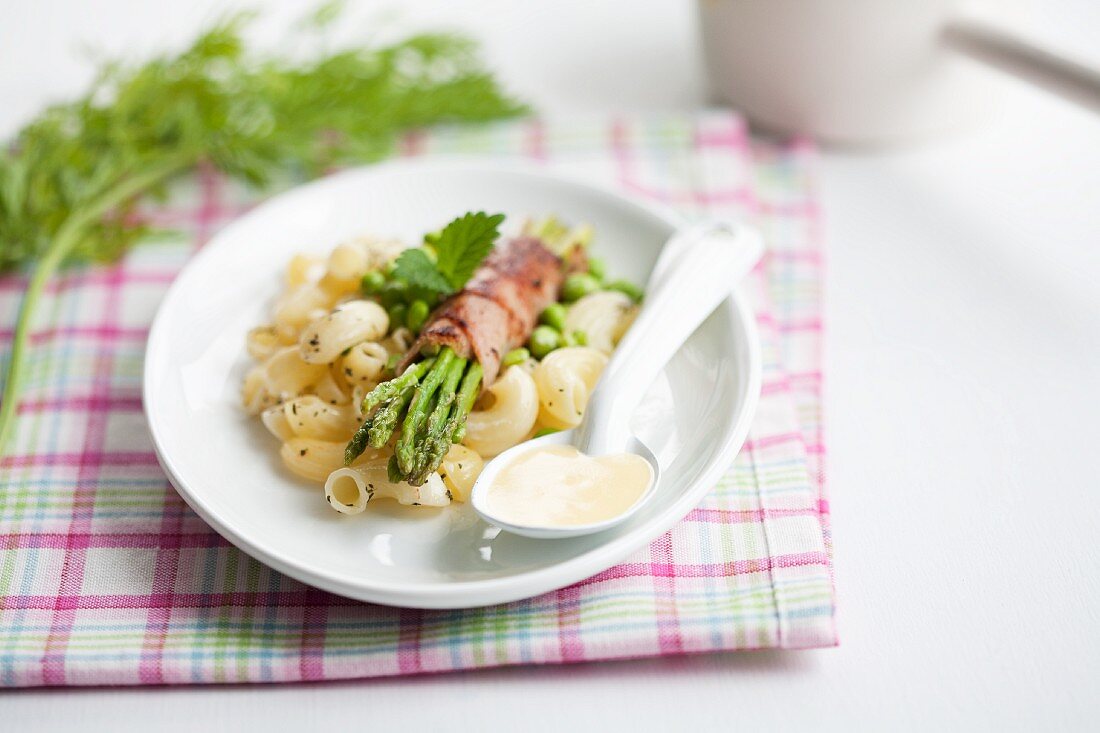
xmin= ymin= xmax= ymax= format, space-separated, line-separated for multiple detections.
xmin=143 ymin=157 xmax=762 ymax=609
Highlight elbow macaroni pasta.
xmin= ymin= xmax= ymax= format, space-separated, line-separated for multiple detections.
xmin=324 ymin=462 xmax=451 ymax=514
xmin=246 ymin=325 xmax=282 ymax=361
xmin=281 ymin=396 xmax=360 ymax=441
xmin=298 ymin=300 xmax=389 ymax=364
xmin=285 ymin=253 xmax=324 ymax=288
xmin=533 ymin=346 xmax=609 ymax=430
xmin=352 ymin=236 xmax=408 ymax=271
xmin=281 ymin=438 xmax=361 ymax=483
xmin=564 ymin=291 xmax=637 ymax=355
xmin=273 ymin=284 xmax=336 ymax=340
xmin=262 ymin=347 xmax=329 ymax=398
xmin=439 ymin=444 xmax=484 ymax=502
xmin=325 ymin=242 xmax=369 ymax=283
xmin=340 ymin=341 xmax=389 ymax=386
xmin=462 ymin=366 xmax=540 ymax=457
xmin=260 ymin=405 xmax=295 ymax=441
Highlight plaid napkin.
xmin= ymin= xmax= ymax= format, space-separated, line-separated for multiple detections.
xmin=0 ymin=112 xmax=835 ymax=687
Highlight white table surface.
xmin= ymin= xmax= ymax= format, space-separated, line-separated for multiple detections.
xmin=3 ymin=1 xmax=1099 ymax=730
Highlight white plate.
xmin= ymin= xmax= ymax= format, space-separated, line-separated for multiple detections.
xmin=143 ymin=159 xmax=761 ymax=609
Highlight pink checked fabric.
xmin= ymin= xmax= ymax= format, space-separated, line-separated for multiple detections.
xmin=0 ymin=112 xmax=835 ymax=686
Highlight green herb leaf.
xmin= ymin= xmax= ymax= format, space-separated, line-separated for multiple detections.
xmin=391 ymin=248 xmax=454 ymax=299
xmin=433 ymin=211 xmax=505 ymax=290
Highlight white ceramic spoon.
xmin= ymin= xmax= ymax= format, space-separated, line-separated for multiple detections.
xmin=470 ymin=221 xmax=764 ymax=539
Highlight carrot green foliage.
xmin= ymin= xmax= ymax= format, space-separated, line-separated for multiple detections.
xmin=0 ymin=7 xmax=526 ymax=452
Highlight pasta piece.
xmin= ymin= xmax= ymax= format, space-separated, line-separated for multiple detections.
xmin=439 ymin=444 xmax=483 ymax=502
xmin=564 ymin=291 xmax=637 ymax=355
xmin=534 ymin=346 xmax=609 ymax=430
xmin=246 ymin=325 xmax=281 ymax=361
xmin=298 ymin=300 xmax=389 ymax=364
xmin=350 ymin=384 xmax=370 ymax=420
xmin=316 ymin=272 xmax=360 ymax=302
xmin=314 ymin=367 xmax=351 ymax=405
xmin=324 ymin=461 xmax=451 ymax=514
xmin=325 ymin=242 xmax=369 ymax=283
xmin=346 ymin=235 xmax=407 ymax=271
xmin=383 ymin=327 xmax=414 ymax=356
xmin=462 ymin=365 xmax=539 ymax=457
xmin=280 ymin=438 xmax=384 ymax=484
xmin=261 ymin=405 xmax=295 ymax=441
xmin=242 ymin=366 xmax=276 ymax=415
xmin=286 ymin=253 xmax=324 ymax=288
xmin=341 ymin=342 xmax=389 ymax=386
xmin=282 ymin=395 xmax=360 ymax=441
xmin=281 ymin=438 xmax=346 ymax=483
xmin=262 ymin=347 xmax=329 ymax=402
xmin=274 ymin=284 xmax=336 ymax=340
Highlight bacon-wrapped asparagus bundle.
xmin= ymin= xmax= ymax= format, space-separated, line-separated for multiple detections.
xmin=345 ymin=228 xmax=586 ymax=485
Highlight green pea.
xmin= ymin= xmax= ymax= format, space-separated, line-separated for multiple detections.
xmin=502 ymin=347 xmax=530 ymax=367
xmin=379 ymin=280 xmax=408 ymax=307
xmin=562 ymin=273 xmax=600 ymax=302
xmin=406 ymin=299 xmax=430 ymax=332
xmin=539 ymin=303 xmax=568 ymax=331
xmin=385 ymin=353 xmax=401 ymax=373
xmin=563 ymin=329 xmax=587 ymax=347
xmin=533 ymin=427 xmax=561 ymax=439
xmin=360 ymin=270 xmax=386 ymax=295
xmin=387 ymin=303 xmax=407 ymax=330
xmin=529 ymin=325 xmax=562 ymax=359
xmin=587 ymin=256 xmax=606 ymax=282
xmin=606 ymin=279 xmax=644 ymax=303
xmin=422 ymin=244 xmax=438 ymax=264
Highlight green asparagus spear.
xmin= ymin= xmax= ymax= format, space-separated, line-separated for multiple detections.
xmin=345 ymin=357 xmax=434 ymax=465
xmin=367 ymin=384 xmax=415 ymax=448
xmin=450 ymin=362 xmax=484 ymax=443
xmin=359 ymin=357 xmax=434 ymax=414
xmin=411 ymin=358 xmax=466 ymax=473
xmin=396 ymin=348 xmax=456 ymax=474
xmin=412 ymin=428 xmax=455 ymax=487
xmin=344 ymin=414 xmax=375 ymax=466
xmin=409 ymin=357 xmax=467 ymax=484
xmin=387 ymin=454 xmax=404 ymax=484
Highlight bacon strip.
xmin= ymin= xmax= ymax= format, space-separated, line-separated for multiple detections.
xmin=399 ymin=236 xmax=578 ymax=386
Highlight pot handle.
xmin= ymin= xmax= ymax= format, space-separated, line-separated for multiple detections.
xmin=942 ymin=17 xmax=1100 ymax=113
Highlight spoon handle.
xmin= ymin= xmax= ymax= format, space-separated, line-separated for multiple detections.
xmin=576 ymin=222 xmax=763 ymax=456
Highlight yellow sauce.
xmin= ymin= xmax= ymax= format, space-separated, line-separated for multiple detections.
xmin=484 ymin=445 xmax=653 ymax=527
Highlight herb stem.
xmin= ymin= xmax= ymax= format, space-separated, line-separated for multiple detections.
xmin=0 ymin=155 xmax=191 ymax=453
